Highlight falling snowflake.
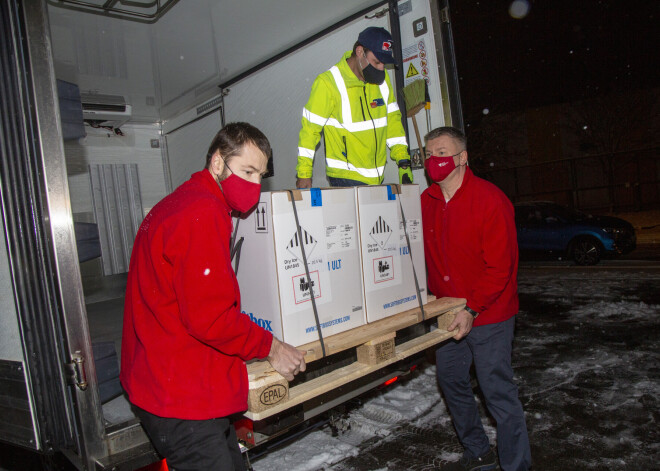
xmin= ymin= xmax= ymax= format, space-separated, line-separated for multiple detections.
xmin=509 ymin=0 xmax=530 ymax=19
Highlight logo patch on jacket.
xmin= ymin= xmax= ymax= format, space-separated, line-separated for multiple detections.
xmin=370 ymin=98 xmax=385 ymax=108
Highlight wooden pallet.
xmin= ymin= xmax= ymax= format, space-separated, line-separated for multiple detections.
xmin=245 ymin=296 xmax=465 ymax=421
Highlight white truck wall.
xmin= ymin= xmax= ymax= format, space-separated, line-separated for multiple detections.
xmin=48 ymin=5 xmax=159 ymax=123
xmin=48 ymin=0 xmax=385 ymax=125
xmin=164 ymin=111 xmax=223 ymax=190
xmin=222 ymin=0 xmax=447 ymax=192
xmin=224 ymin=13 xmax=397 ymax=191
xmin=50 ymin=0 xmax=451 ymax=204
xmin=66 ymin=125 xmax=167 ymax=221
xmin=66 ymin=125 xmax=167 ymax=280
xmin=151 ymin=1 xmax=221 ymax=120
xmin=152 ymin=0 xmax=383 ymax=121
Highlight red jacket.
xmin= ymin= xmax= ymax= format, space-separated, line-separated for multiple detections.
xmin=120 ymin=170 xmax=273 ymax=419
xmin=421 ymin=168 xmax=519 ymax=326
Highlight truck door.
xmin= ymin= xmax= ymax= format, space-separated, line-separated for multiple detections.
xmin=0 ymin=0 xmax=106 ymax=469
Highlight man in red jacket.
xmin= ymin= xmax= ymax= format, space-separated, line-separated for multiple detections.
xmin=121 ymin=122 xmax=306 ymax=471
xmin=421 ymin=127 xmax=531 ymax=471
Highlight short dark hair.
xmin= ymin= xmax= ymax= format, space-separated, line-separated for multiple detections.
xmin=424 ymin=126 xmax=467 ymax=150
xmin=205 ymin=122 xmax=272 ymax=169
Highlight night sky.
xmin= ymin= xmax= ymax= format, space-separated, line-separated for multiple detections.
xmin=449 ymin=0 xmax=659 ymax=122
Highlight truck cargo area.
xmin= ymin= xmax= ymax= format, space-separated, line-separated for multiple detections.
xmin=0 ymin=0 xmax=462 ymax=469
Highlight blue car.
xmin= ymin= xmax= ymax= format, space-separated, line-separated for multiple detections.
xmin=514 ymin=202 xmax=636 ymax=265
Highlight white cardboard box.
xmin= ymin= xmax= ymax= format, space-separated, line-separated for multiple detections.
xmin=355 ymin=184 xmax=427 ymax=322
xmin=234 ymin=188 xmax=365 ymax=347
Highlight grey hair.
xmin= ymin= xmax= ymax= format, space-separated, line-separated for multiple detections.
xmin=424 ymin=126 xmax=467 ymax=150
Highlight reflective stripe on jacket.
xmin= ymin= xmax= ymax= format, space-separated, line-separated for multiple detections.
xmin=297 ymin=51 xmax=409 ymax=184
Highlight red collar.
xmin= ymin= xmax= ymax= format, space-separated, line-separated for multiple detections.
xmin=191 ymin=170 xmax=231 ymax=213
xmin=427 ymin=167 xmax=473 ymax=203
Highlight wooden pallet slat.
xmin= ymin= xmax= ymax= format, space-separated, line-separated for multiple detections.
xmin=245 ymin=326 xmax=458 ymax=421
xmin=356 ymin=332 xmax=396 ymax=365
xmin=247 ymin=296 xmax=465 ymax=380
xmin=244 ymin=297 xmax=465 ymax=419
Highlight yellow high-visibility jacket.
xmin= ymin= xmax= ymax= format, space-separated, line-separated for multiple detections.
xmin=297 ymin=51 xmax=409 ymax=184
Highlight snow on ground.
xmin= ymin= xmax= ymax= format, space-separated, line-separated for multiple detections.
xmin=251 ymin=268 xmax=660 ymax=470
xmin=251 ymin=368 xmax=451 ymax=471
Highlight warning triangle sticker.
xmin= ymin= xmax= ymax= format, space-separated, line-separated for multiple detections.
xmin=286 ymin=227 xmax=317 ymax=262
xmin=369 ymin=216 xmax=393 ymax=249
xmin=406 ymin=63 xmax=419 ymax=78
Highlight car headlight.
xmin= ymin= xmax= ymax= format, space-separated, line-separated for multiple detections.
xmin=602 ymin=227 xmax=627 ymax=235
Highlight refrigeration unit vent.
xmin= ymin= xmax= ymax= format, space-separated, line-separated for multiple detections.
xmin=81 ymin=93 xmax=132 ymax=128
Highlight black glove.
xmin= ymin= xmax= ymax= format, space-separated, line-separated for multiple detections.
xmin=398 ymin=159 xmax=413 ymax=184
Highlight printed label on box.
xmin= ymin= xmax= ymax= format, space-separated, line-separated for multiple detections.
xmin=369 ymin=215 xmax=393 ymax=249
xmin=326 ymin=223 xmax=356 ymax=253
xmin=305 ymin=314 xmax=352 ymax=334
xmin=273 ymin=207 xmax=332 ymax=313
xmin=292 ymin=270 xmax=322 ymax=304
xmin=373 ymin=256 xmax=394 ymax=283
xmin=360 ymin=202 xmax=402 ymax=293
xmin=254 ymin=203 xmax=268 ymax=233
xmin=399 ymin=218 xmax=421 ymax=241
xmin=286 ymin=226 xmax=318 ymax=262
xmin=366 ymin=203 xmax=399 ymax=253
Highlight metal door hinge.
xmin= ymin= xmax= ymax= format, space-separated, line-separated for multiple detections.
xmin=64 ymin=353 xmax=88 ymax=390
xmin=365 ymin=7 xmax=388 ymax=19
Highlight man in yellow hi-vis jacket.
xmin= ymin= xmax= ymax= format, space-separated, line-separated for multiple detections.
xmin=296 ymin=27 xmax=412 ymax=188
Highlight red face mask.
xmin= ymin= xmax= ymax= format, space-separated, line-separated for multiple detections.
xmin=219 ymin=165 xmax=261 ymax=213
xmin=424 ymin=154 xmax=460 ymax=182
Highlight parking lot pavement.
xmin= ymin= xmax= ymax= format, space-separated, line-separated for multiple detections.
xmin=519 ymin=242 xmax=660 ymax=268
xmin=310 ymin=266 xmax=660 ymax=471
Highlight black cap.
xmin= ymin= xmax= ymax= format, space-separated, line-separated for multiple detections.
xmin=357 ymin=27 xmax=395 ymax=64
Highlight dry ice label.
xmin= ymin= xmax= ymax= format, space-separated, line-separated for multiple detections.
xmin=286 ymin=227 xmax=318 ymax=262
xmin=369 ymin=216 xmax=393 ymax=249
xmin=292 ymin=270 xmax=321 ymax=304
xmin=373 ymin=256 xmax=394 ymax=283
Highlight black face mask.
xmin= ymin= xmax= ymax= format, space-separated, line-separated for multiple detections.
xmin=361 ymin=54 xmax=385 ymax=85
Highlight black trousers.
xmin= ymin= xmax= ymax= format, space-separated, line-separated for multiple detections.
xmin=327 ymin=176 xmax=368 ymax=187
xmin=435 ymin=317 xmax=531 ymax=471
xmin=134 ymin=406 xmax=246 ymax=471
